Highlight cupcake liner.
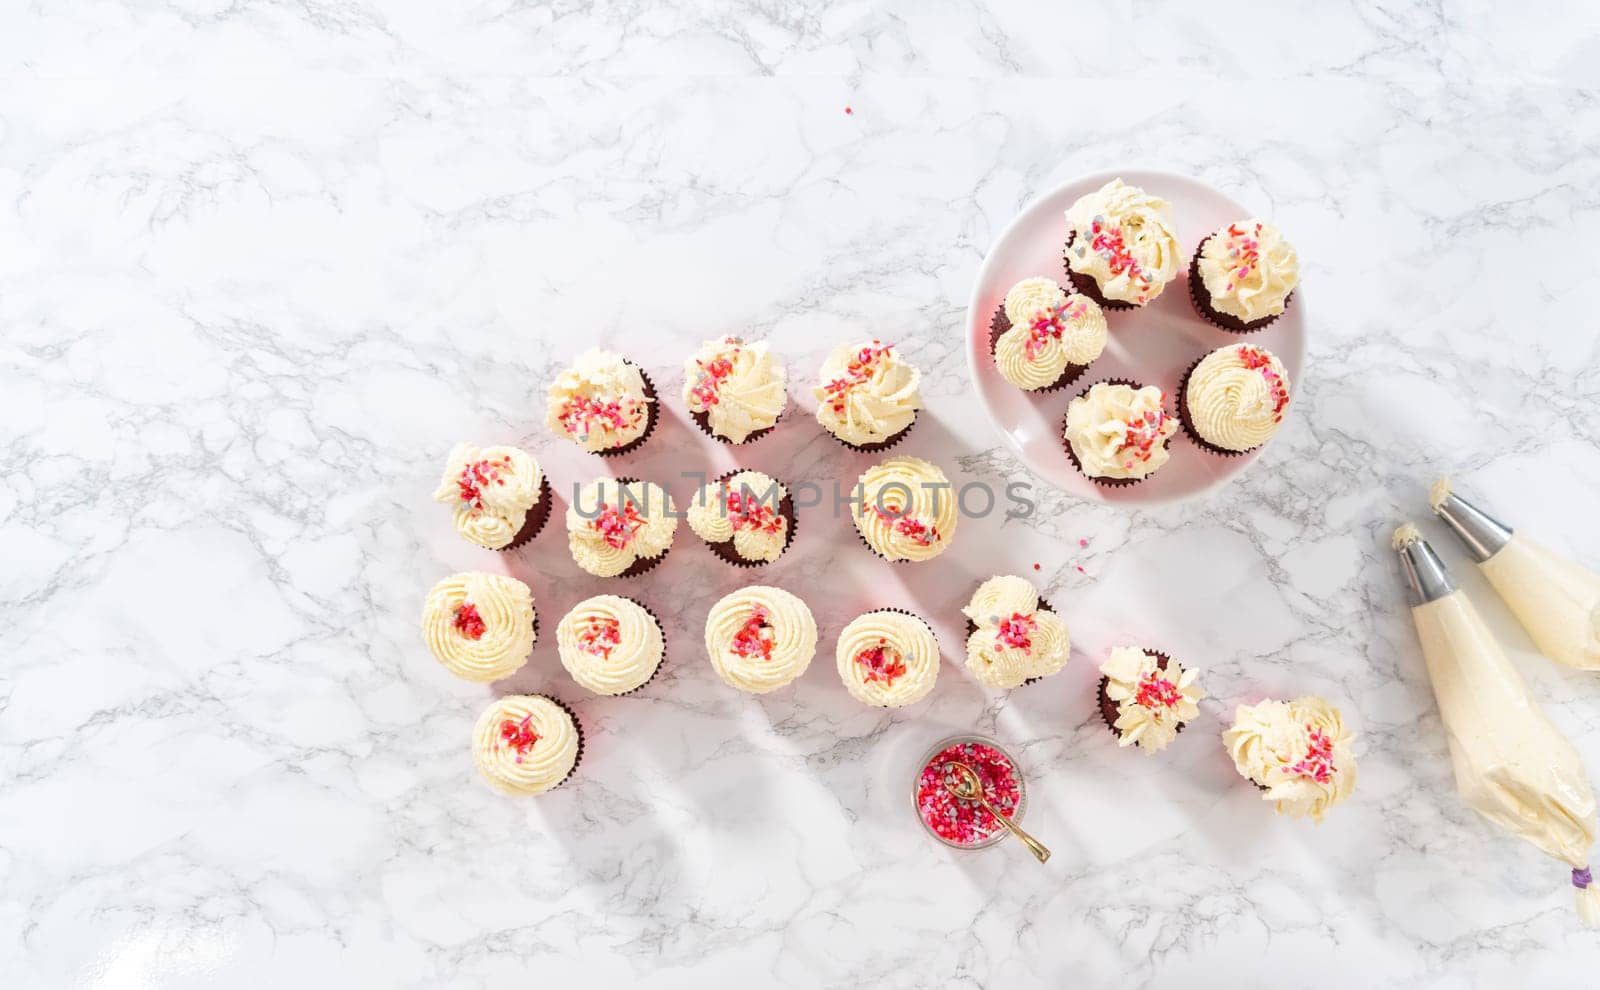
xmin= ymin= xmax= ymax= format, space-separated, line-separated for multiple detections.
xmin=1186 ymin=235 xmax=1290 ymax=334
xmin=988 ymin=305 xmax=1089 ymax=394
xmin=1061 ymin=378 xmax=1155 ymax=489
xmin=501 ymin=475 xmax=555 ymax=551
xmin=833 ymin=410 xmax=917 ymax=454
xmin=536 ymin=694 xmax=585 ymax=790
xmin=690 ymin=408 xmax=781 ymax=446
xmin=701 ymin=469 xmax=797 ymax=568
xmin=1062 ymin=231 xmax=1137 ymax=311
xmin=1095 ymin=649 xmax=1184 ymax=743
xmin=596 ymin=366 xmax=659 ymax=458
xmin=616 ymin=598 xmax=668 ymax=697
xmin=856 ymin=607 xmax=939 ymax=708
xmin=1175 ymin=355 xmax=1254 ymax=458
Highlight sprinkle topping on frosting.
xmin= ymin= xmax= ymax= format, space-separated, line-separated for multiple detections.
xmin=995 ymin=612 xmax=1036 ymax=653
xmin=688 ymin=339 xmax=741 ymax=408
xmin=823 ymin=342 xmax=894 ymax=413
xmin=855 ymin=640 xmax=908 ymax=685
xmin=1134 ymin=670 xmax=1183 ymax=711
xmin=591 ymin=502 xmax=648 ymax=550
xmin=455 ymin=455 xmax=512 ymax=508
xmin=1289 ymin=726 xmax=1336 ymax=784
xmin=577 ymin=616 xmax=622 ymax=660
xmin=499 ymin=714 xmax=541 ymax=762
xmin=452 ymin=603 xmax=487 ymax=641
xmin=556 ymin=394 xmax=647 ymax=444
xmin=1237 ymin=346 xmax=1290 ymax=420
xmin=731 ymin=606 xmax=775 ymax=661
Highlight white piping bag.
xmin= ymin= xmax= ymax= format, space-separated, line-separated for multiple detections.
xmin=1431 ymin=477 xmax=1600 ymax=670
xmin=1394 ymin=522 xmax=1600 ymax=924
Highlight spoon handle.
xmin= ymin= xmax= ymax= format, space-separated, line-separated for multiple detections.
xmin=983 ymin=798 xmax=1051 ymax=863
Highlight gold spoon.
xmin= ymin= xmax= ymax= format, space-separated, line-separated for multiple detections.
xmin=942 ymin=761 xmax=1050 ymax=863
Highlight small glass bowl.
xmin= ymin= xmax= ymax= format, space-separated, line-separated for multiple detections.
xmin=911 ymin=733 xmax=1028 ymax=850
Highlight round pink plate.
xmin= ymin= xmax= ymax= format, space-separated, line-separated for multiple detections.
xmin=965 ymin=168 xmax=1306 ymax=504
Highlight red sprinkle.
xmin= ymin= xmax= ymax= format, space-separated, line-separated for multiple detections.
xmin=1288 ymin=725 xmax=1336 ymax=784
xmin=1022 ymin=298 xmax=1087 ymax=361
xmin=844 ymin=106 xmax=853 ymax=115
xmin=1032 ymin=562 xmax=1041 ymax=571
xmin=578 ymin=616 xmax=622 ymax=660
xmin=590 ymin=501 xmax=648 ymax=550
xmin=499 ymin=714 xmax=540 ymax=763
xmin=994 ymin=612 xmax=1036 ymax=653
xmin=558 ymin=394 xmax=645 ymax=447
xmin=452 ymin=603 xmax=487 ymax=640
xmin=1237 ymin=345 xmax=1290 ymax=417
xmin=822 ymin=342 xmax=892 ymax=414
xmin=726 ymin=486 xmax=784 ymax=534
xmin=455 ymin=456 xmax=511 ymax=509
xmin=731 ymin=606 xmax=775 ymax=661
xmin=855 ymin=641 xmax=907 ymax=685
xmin=915 ymin=742 xmax=1021 ymax=845
xmin=687 ymin=339 xmax=741 ymax=408
xmin=1134 ymin=671 xmax=1182 ymax=711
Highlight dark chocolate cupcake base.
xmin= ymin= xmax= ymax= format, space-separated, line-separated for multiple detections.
xmin=988 ymin=305 xmax=1088 ymax=393
xmin=501 ymin=475 xmax=555 ymax=550
xmin=541 ymin=695 xmax=585 ymax=791
xmin=1186 ymin=235 xmax=1291 ymax=334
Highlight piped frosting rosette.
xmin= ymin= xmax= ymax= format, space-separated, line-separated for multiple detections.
xmin=420 ymin=572 xmax=536 ymax=682
xmin=850 ymin=456 xmax=957 ymax=562
xmin=1062 ymin=178 xmax=1181 ymax=307
xmin=1192 ymin=220 xmax=1299 ymax=330
xmin=812 ymin=340 xmax=921 ymax=449
xmin=471 ymin=694 xmax=582 ymax=796
xmin=704 ymin=586 xmax=818 ymax=694
xmin=545 ymin=348 xmax=656 ymax=454
xmin=1180 ymin=343 xmax=1291 ymax=455
xmin=960 ymin=575 xmax=1071 ymax=689
xmin=557 ymin=595 xmax=665 ymax=696
xmin=432 ymin=443 xmax=545 ymax=550
xmin=687 ymin=470 xmax=792 ymax=564
xmin=566 ymin=477 xmax=677 ymax=578
xmin=835 ymin=609 xmax=940 ymax=708
xmin=683 ymin=336 xmax=787 ymax=443
xmin=1224 ymin=696 xmax=1357 ymax=822
xmin=992 ymin=278 xmax=1107 ymax=392
xmin=1099 ymin=647 xmax=1204 ymax=754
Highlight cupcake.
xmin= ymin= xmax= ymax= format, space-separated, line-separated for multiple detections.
xmin=471 ymin=694 xmax=582 ymax=796
xmin=420 ymin=572 xmax=537 ymax=683
xmin=686 ymin=470 xmax=795 ymax=566
xmin=1096 ymin=647 xmax=1205 ymax=754
xmin=1179 ymin=343 xmax=1291 ymax=456
xmin=989 ymin=278 xmax=1107 ymax=392
xmin=1223 ymin=696 xmax=1358 ymax=822
xmin=836 ymin=609 xmax=940 ymax=708
xmin=566 ymin=477 xmax=677 ymax=578
xmin=545 ymin=348 xmax=657 ymax=456
xmin=1062 ymin=179 xmax=1182 ymax=309
xmin=960 ymin=575 xmax=1071 ymax=689
xmin=682 ymin=335 xmax=787 ymax=443
xmin=1189 ymin=220 xmax=1299 ymax=332
xmin=1062 ymin=381 xmax=1178 ymax=487
xmin=850 ymin=456 xmax=957 ymax=562
xmin=704 ymin=586 xmax=818 ymax=694
xmin=813 ymin=340 xmax=921 ymax=451
xmin=432 ymin=443 xmax=549 ymax=550
xmin=556 ymin=595 xmax=665 ymax=696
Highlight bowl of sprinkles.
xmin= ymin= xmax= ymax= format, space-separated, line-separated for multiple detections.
xmin=913 ymin=735 xmax=1026 ymax=849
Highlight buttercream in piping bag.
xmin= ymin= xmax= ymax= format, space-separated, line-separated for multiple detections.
xmin=1394 ymin=522 xmax=1600 ymax=925
xmin=1429 ymin=477 xmax=1600 ymax=671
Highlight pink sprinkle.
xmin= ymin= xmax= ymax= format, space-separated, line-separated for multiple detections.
xmin=1078 ymin=538 xmax=1088 ymax=548
xmin=844 ymin=106 xmax=853 ymax=115
xmin=1075 ymin=565 xmax=1085 ymax=573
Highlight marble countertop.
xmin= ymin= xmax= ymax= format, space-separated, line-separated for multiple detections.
xmin=7 ymin=3 xmax=1600 ymax=986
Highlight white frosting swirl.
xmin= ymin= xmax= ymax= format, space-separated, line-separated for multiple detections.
xmin=960 ymin=575 xmax=1071 ymax=689
xmin=471 ymin=695 xmax=580 ymax=796
xmin=1064 ymin=179 xmax=1181 ymax=305
xmin=1224 ymin=696 xmax=1358 ymax=822
xmin=704 ymin=587 xmax=818 ymax=694
xmin=835 ymin=610 xmax=939 ymax=708
xmin=431 ymin=444 xmax=543 ymax=550
xmin=682 ymin=336 xmax=787 ymax=442
xmin=1185 ymin=343 xmax=1291 ymax=452
xmin=1100 ymin=647 xmax=1205 ymax=754
xmin=545 ymin=349 xmax=653 ymax=453
xmin=686 ymin=470 xmax=790 ymax=562
xmin=850 ymin=456 xmax=957 ymax=562
xmin=1197 ymin=220 xmax=1299 ymax=323
xmin=556 ymin=595 xmax=664 ymax=696
xmin=420 ymin=572 xmax=536 ymax=682
xmin=565 ymin=478 xmax=677 ymax=577
xmin=1064 ymin=383 xmax=1178 ymax=480
xmin=994 ymin=279 xmax=1107 ymax=391
xmin=812 ymin=340 xmax=921 ymax=447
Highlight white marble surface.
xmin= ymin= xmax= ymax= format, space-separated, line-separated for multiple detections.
xmin=7 ymin=3 xmax=1600 ymax=986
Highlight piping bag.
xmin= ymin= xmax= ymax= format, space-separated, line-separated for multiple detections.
xmin=1394 ymin=522 xmax=1600 ymax=924
xmin=1430 ymin=477 xmax=1600 ymax=670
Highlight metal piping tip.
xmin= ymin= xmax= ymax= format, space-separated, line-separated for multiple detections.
xmin=1394 ymin=523 xmax=1457 ymax=605
xmin=1429 ymin=480 xmax=1512 ymax=562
